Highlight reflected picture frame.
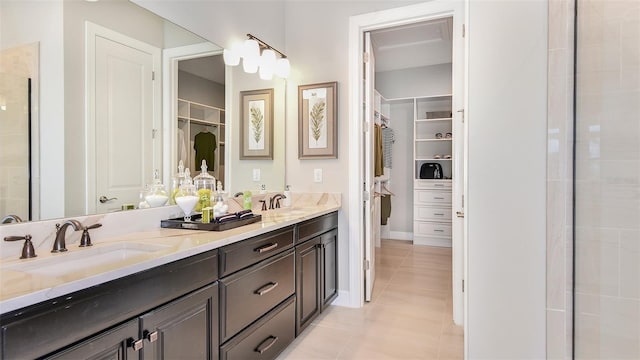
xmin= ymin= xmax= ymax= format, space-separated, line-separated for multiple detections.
xmin=240 ymin=88 xmax=274 ymax=160
xmin=298 ymin=81 xmax=338 ymax=159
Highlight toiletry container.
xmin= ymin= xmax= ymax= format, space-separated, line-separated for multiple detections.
xmin=243 ymin=191 xmax=252 ymax=210
xmin=283 ymin=185 xmax=291 ymax=207
xmin=175 ymin=168 xmax=199 ymax=221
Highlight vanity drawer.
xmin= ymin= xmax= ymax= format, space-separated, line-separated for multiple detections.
xmin=220 ymin=250 xmax=295 ymax=342
xmin=297 ymin=212 xmax=338 ymax=244
xmin=219 ymin=226 xmax=294 ymax=277
xmin=414 ymin=221 xmax=452 ymax=237
xmin=414 ymin=206 xmax=452 ymax=222
xmin=414 ymin=189 xmax=452 ymax=205
xmin=220 ymin=296 xmax=295 ymax=360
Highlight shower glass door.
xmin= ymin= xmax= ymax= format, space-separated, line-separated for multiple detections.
xmin=574 ymin=0 xmax=640 ymax=357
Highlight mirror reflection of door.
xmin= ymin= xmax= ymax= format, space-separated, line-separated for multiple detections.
xmin=87 ymin=23 xmax=160 ymax=214
xmin=0 ymin=44 xmax=38 ymax=222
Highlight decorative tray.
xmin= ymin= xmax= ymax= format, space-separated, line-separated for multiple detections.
xmin=161 ymin=213 xmax=262 ymax=231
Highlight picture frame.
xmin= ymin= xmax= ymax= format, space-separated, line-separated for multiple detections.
xmin=240 ymin=88 xmax=274 ymax=159
xmin=298 ymin=81 xmax=338 ymax=159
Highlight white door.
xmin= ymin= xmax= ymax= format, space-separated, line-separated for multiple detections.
xmin=92 ymin=32 xmax=157 ymax=213
xmin=363 ymin=32 xmax=376 ymax=302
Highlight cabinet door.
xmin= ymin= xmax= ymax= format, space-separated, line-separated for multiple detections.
xmin=295 ymin=237 xmax=321 ymax=335
xmin=320 ymin=229 xmax=339 ymax=309
xmin=140 ymin=283 xmax=218 ymax=360
xmin=44 ymin=319 xmax=139 ymax=360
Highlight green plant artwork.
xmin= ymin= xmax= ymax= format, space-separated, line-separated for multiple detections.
xmin=250 ymin=105 xmax=264 ymax=145
xmin=310 ymin=100 xmax=326 ymax=144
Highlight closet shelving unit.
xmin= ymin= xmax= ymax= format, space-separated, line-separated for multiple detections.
xmin=177 ymin=98 xmax=225 ymax=183
xmin=413 ymin=94 xmax=453 ymax=247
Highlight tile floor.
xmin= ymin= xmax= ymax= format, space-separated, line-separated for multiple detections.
xmin=278 ymin=239 xmax=464 ymax=359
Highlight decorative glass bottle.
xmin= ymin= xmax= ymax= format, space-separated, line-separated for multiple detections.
xmin=174 ymin=168 xmax=199 ymax=221
xmin=145 ymin=169 xmax=169 ymax=208
xmin=193 ymin=160 xmax=216 ymax=212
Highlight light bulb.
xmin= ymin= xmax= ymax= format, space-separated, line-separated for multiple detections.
xmin=259 ymin=49 xmax=276 ymax=80
xmin=223 ymin=48 xmax=240 ymax=66
xmin=242 ymin=39 xmax=260 ymax=73
xmin=275 ymin=58 xmax=290 ymax=78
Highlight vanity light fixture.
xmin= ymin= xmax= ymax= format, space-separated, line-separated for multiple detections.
xmin=223 ymin=33 xmax=290 ymax=80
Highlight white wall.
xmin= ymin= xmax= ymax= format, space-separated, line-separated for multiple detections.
xmin=1 ymin=0 xmax=64 ymax=220
xmin=466 ymin=0 xmax=547 ymax=357
xmin=178 ymin=70 xmax=225 ymax=108
xmin=133 ymin=0 xmax=286 ymax=51
xmin=376 ymin=63 xmax=452 ymax=99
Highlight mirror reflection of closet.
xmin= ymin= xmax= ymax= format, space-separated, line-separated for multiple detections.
xmin=177 ymin=55 xmax=225 ymax=186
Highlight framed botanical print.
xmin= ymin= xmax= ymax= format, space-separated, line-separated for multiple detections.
xmin=298 ymin=81 xmax=338 ymax=159
xmin=240 ymin=88 xmax=274 ymax=159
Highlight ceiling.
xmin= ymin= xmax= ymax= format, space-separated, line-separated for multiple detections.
xmin=371 ymin=17 xmax=453 ymax=73
xmin=179 ymin=55 xmax=225 ymax=85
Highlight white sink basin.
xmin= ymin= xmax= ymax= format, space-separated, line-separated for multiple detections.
xmin=4 ymin=243 xmax=170 ymax=277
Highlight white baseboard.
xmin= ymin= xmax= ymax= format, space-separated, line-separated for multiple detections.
xmin=413 ymin=237 xmax=452 ymax=247
xmin=329 ymin=290 xmax=356 ymax=307
xmin=388 ymin=231 xmax=413 ymax=241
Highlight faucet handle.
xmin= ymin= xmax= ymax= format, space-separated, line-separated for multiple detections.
xmin=80 ymin=223 xmax=102 ymax=247
xmin=259 ymin=200 xmax=267 ymax=211
xmin=4 ymin=234 xmax=37 ymax=259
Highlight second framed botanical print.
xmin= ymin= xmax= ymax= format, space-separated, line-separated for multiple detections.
xmin=298 ymin=82 xmax=338 ymax=159
xmin=240 ymin=88 xmax=274 ymax=159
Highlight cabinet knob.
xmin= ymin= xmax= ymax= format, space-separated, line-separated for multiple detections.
xmin=128 ymin=338 xmax=144 ymax=351
xmin=145 ymin=330 xmax=159 ymax=343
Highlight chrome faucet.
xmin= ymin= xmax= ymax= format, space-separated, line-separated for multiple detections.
xmin=52 ymin=219 xmax=82 ymax=253
xmin=1 ymin=214 xmax=23 ymax=224
xmin=269 ymin=194 xmax=287 ymax=210
xmin=233 ymin=191 xmax=244 ymax=198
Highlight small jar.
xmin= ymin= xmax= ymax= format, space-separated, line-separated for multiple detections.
xmin=145 ymin=169 xmax=168 ymax=208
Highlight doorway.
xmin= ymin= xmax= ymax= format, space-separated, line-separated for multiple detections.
xmin=348 ymin=1 xmax=465 ymax=325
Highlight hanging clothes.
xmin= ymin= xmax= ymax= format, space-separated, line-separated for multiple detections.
xmin=381 ymin=126 xmax=395 ymax=168
xmin=380 ymin=194 xmax=392 ymax=225
xmin=194 ymin=131 xmax=217 ymax=171
xmin=177 ymin=127 xmax=188 ymax=167
xmin=374 ymin=124 xmax=384 ymax=177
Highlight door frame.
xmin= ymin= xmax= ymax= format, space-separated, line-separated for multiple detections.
xmin=347 ymin=1 xmax=466 ymax=323
xmin=85 ymin=22 xmax=161 ymax=215
xmin=161 ymin=43 xmax=222 ymax=188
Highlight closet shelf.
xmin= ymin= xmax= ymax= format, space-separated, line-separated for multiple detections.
xmin=415 ymin=138 xmax=452 ymax=142
xmin=416 ymin=117 xmax=453 ymax=122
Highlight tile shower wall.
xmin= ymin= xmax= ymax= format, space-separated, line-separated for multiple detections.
xmin=547 ymin=0 xmax=574 ymax=358
xmin=574 ymin=0 xmax=640 ymax=358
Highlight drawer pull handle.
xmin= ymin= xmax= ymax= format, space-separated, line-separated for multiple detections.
xmin=434 ymin=197 xmax=445 ymax=200
xmin=434 ymin=229 xmax=445 ymax=233
xmin=434 ymin=213 xmax=445 ymax=216
xmin=128 ymin=338 xmax=143 ymax=351
xmin=435 ymin=184 xmax=444 ymax=187
xmin=255 ymin=242 xmax=278 ymax=253
xmin=255 ymin=335 xmax=279 ymax=354
xmin=145 ymin=330 xmax=158 ymax=343
xmin=255 ymin=282 xmax=279 ymax=296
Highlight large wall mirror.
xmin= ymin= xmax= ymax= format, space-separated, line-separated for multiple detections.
xmin=0 ymin=0 xmax=285 ymax=224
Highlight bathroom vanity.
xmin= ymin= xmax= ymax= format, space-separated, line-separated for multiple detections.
xmin=0 ymin=208 xmax=339 ymax=359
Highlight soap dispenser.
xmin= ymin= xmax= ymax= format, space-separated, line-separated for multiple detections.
xmin=193 ymin=160 xmax=216 ymax=212
xmin=175 ymin=168 xmax=198 ymax=221
xmin=213 ymin=181 xmax=229 ymax=217
xmin=170 ymin=160 xmax=186 ymax=205
xmin=145 ymin=169 xmax=169 ymax=207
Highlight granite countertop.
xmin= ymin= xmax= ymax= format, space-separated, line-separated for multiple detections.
xmin=0 ymin=204 xmax=340 ymax=314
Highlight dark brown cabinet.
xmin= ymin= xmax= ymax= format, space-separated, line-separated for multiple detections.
xmin=295 ymin=214 xmax=339 ymax=336
xmin=45 ymin=284 xmax=218 ymax=360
